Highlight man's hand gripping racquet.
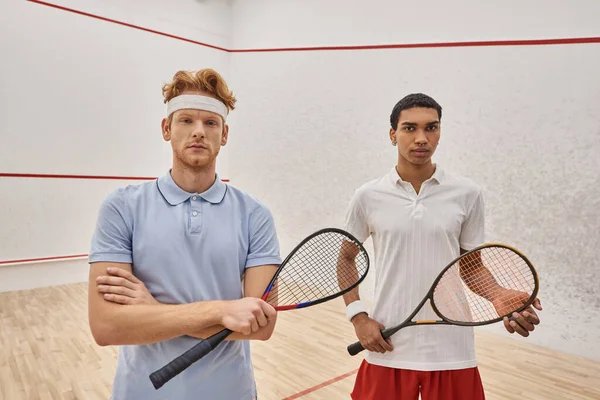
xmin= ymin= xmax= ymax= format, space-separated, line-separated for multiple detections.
xmin=150 ymin=228 xmax=370 ymax=389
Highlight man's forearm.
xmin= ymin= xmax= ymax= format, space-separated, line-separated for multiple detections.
xmin=91 ymin=301 xmax=223 ymax=346
xmin=341 ymin=251 xmax=369 ymax=325
xmin=459 ymin=256 xmax=502 ymax=301
xmin=187 ymin=319 xmax=276 ymax=341
xmin=343 ymin=286 xmax=361 ymax=306
xmin=338 ymin=242 xmax=361 ymax=307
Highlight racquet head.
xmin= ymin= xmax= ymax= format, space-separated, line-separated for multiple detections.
xmin=430 ymin=243 xmax=539 ymax=326
xmin=261 ymin=227 xmax=370 ymax=310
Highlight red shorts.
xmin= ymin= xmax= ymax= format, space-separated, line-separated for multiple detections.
xmin=351 ymin=360 xmax=485 ymax=400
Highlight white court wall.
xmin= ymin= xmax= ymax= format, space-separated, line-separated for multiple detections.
xmin=0 ymin=0 xmax=232 ymax=290
xmin=227 ymin=1 xmax=600 ymax=361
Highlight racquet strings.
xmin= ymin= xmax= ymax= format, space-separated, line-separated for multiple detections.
xmin=264 ymin=231 xmax=369 ymax=307
xmin=432 ymin=246 xmax=536 ymax=323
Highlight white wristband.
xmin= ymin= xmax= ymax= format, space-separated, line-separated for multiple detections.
xmin=346 ymin=300 xmax=367 ymax=322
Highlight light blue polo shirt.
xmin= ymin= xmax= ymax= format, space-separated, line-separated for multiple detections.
xmin=89 ymin=170 xmax=282 ymax=400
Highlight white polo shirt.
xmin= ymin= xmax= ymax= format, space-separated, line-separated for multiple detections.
xmin=345 ymin=164 xmax=485 ymax=371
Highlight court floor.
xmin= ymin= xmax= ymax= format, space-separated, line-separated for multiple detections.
xmin=1 ymin=282 xmax=599 ymax=399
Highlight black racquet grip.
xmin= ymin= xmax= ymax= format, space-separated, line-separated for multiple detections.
xmin=149 ymin=329 xmax=233 ymax=390
xmin=347 ymin=341 xmax=365 ymax=356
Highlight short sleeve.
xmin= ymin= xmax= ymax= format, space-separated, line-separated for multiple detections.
xmin=245 ymin=204 xmax=282 ymax=269
xmin=344 ymin=190 xmax=370 ymax=243
xmin=88 ymin=189 xmax=133 ymax=264
xmin=459 ymin=189 xmax=486 ymax=250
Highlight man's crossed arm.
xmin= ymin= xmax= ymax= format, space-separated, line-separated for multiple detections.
xmin=88 ymin=262 xmax=279 ymax=346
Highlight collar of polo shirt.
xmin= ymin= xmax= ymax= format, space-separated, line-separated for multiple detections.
xmin=389 ymin=164 xmax=446 ymax=186
xmin=157 ymin=170 xmax=227 ymax=205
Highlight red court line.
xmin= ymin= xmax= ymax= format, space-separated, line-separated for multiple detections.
xmin=27 ymin=0 xmax=229 ymax=52
xmin=282 ymin=369 xmax=358 ymax=400
xmin=1 ymin=172 xmax=157 ymax=180
xmin=27 ymin=0 xmax=600 ymax=53
xmin=0 ymin=254 xmax=88 ymax=266
xmin=0 ymin=173 xmax=230 ymax=182
xmin=233 ymin=37 xmax=600 ymax=53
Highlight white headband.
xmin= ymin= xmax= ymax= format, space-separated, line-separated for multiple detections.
xmin=166 ymin=94 xmax=229 ymax=121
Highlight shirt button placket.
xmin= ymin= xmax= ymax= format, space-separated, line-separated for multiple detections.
xmin=190 ymin=196 xmax=202 ymax=234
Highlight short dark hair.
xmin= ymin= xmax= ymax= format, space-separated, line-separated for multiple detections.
xmin=390 ymin=93 xmax=442 ymax=129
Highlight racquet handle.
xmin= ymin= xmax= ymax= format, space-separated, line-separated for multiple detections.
xmin=149 ymin=328 xmax=233 ymax=389
xmin=347 ymin=328 xmax=394 ymax=356
xmin=347 ymin=341 xmax=365 ymax=356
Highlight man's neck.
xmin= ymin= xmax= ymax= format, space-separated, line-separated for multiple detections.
xmin=395 ymin=159 xmax=436 ymax=192
xmin=170 ymin=162 xmax=216 ymax=194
